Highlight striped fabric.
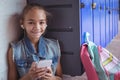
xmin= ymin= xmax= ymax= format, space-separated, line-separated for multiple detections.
xmin=98 ymin=46 xmax=120 ymax=80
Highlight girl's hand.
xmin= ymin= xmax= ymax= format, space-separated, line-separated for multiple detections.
xmin=28 ymin=62 xmax=36 ymax=79
xmin=28 ymin=62 xmax=47 ymax=80
xmin=42 ymin=67 xmax=54 ymax=80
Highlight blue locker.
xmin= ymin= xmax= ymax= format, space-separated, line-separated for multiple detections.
xmin=112 ymin=0 xmax=114 ymax=39
xmin=80 ymin=0 xmax=93 ymax=44
xmin=100 ymin=0 xmax=106 ymax=47
xmin=112 ymin=0 xmax=115 ymax=37
xmin=113 ymin=0 xmax=118 ymax=37
xmin=113 ymin=0 xmax=117 ymax=36
xmin=115 ymin=0 xmax=119 ymax=35
xmin=105 ymin=0 xmax=110 ymax=46
xmin=93 ymin=0 xmax=101 ymax=45
xmin=109 ymin=0 xmax=113 ymax=41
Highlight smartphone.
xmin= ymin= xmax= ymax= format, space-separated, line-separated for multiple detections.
xmin=37 ymin=60 xmax=52 ymax=68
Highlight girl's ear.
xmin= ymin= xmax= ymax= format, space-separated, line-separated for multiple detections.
xmin=20 ymin=19 xmax=23 ymax=25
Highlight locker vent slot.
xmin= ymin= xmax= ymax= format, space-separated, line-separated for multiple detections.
xmin=45 ymin=4 xmax=72 ymax=8
xmin=61 ymin=51 xmax=74 ymax=55
xmin=47 ymin=27 xmax=73 ymax=32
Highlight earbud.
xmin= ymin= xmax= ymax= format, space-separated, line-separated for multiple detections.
xmin=21 ymin=25 xmax=24 ymax=29
xmin=45 ymin=25 xmax=47 ymax=28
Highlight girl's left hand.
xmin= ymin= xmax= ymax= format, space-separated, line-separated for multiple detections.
xmin=42 ymin=67 xmax=56 ymax=80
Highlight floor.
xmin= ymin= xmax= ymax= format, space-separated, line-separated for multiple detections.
xmin=106 ymin=21 xmax=120 ymax=59
xmin=62 ymin=21 xmax=120 ymax=80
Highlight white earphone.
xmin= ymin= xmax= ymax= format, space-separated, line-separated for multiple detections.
xmin=46 ymin=25 xmax=47 ymax=28
xmin=21 ymin=25 xmax=24 ymax=29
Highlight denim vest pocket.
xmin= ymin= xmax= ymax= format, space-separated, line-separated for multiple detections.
xmin=16 ymin=60 xmax=28 ymax=77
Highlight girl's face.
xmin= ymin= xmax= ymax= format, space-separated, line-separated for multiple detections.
xmin=22 ymin=7 xmax=47 ymax=40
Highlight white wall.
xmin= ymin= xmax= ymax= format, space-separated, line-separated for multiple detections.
xmin=0 ymin=0 xmax=26 ymax=80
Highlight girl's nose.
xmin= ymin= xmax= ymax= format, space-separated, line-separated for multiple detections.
xmin=34 ymin=23 xmax=41 ymax=29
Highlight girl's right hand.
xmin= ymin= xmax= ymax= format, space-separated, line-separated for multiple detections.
xmin=28 ymin=62 xmax=47 ymax=80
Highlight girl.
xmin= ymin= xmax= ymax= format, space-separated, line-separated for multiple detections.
xmin=7 ymin=3 xmax=62 ymax=80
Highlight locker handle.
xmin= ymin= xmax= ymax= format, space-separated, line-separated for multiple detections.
xmin=91 ymin=3 xmax=96 ymax=9
xmin=80 ymin=2 xmax=85 ymax=8
xmin=99 ymin=6 xmax=102 ymax=10
xmin=108 ymin=10 xmax=111 ymax=14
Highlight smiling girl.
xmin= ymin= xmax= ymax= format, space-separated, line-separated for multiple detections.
xmin=7 ymin=3 xmax=62 ymax=80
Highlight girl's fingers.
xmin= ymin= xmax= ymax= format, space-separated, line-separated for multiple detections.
xmin=46 ymin=67 xmax=52 ymax=73
xmin=43 ymin=73 xmax=55 ymax=80
xmin=30 ymin=62 xmax=37 ymax=71
xmin=42 ymin=68 xmax=53 ymax=79
xmin=34 ymin=67 xmax=47 ymax=78
xmin=35 ymin=67 xmax=47 ymax=73
xmin=28 ymin=62 xmax=37 ymax=79
xmin=35 ymin=71 xmax=46 ymax=78
xmin=45 ymin=72 xmax=52 ymax=77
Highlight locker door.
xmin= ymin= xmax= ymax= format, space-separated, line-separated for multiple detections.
xmin=93 ymin=0 xmax=100 ymax=45
xmin=100 ymin=0 xmax=106 ymax=47
xmin=112 ymin=0 xmax=115 ymax=37
xmin=80 ymin=0 xmax=93 ymax=44
xmin=115 ymin=0 xmax=119 ymax=35
xmin=27 ymin=0 xmax=84 ymax=76
xmin=112 ymin=0 xmax=118 ymax=37
xmin=114 ymin=7 xmax=116 ymax=36
xmin=109 ymin=0 xmax=113 ymax=40
xmin=105 ymin=0 xmax=110 ymax=45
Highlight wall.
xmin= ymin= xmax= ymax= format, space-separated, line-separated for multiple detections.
xmin=0 ymin=0 xmax=26 ymax=80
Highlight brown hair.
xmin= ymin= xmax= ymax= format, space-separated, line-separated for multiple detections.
xmin=20 ymin=3 xmax=51 ymax=21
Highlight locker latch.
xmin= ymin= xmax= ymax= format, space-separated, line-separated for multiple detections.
xmin=80 ymin=2 xmax=85 ymax=8
xmin=91 ymin=3 xmax=96 ymax=9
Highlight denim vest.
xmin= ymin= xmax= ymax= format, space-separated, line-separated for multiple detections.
xmin=11 ymin=37 xmax=61 ymax=78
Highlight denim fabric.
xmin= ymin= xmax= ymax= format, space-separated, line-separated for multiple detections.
xmin=11 ymin=36 xmax=61 ymax=78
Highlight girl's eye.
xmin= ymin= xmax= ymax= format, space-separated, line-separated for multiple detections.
xmin=40 ymin=21 xmax=46 ymax=25
xmin=28 ymin=22 xmax=34 ymax=24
